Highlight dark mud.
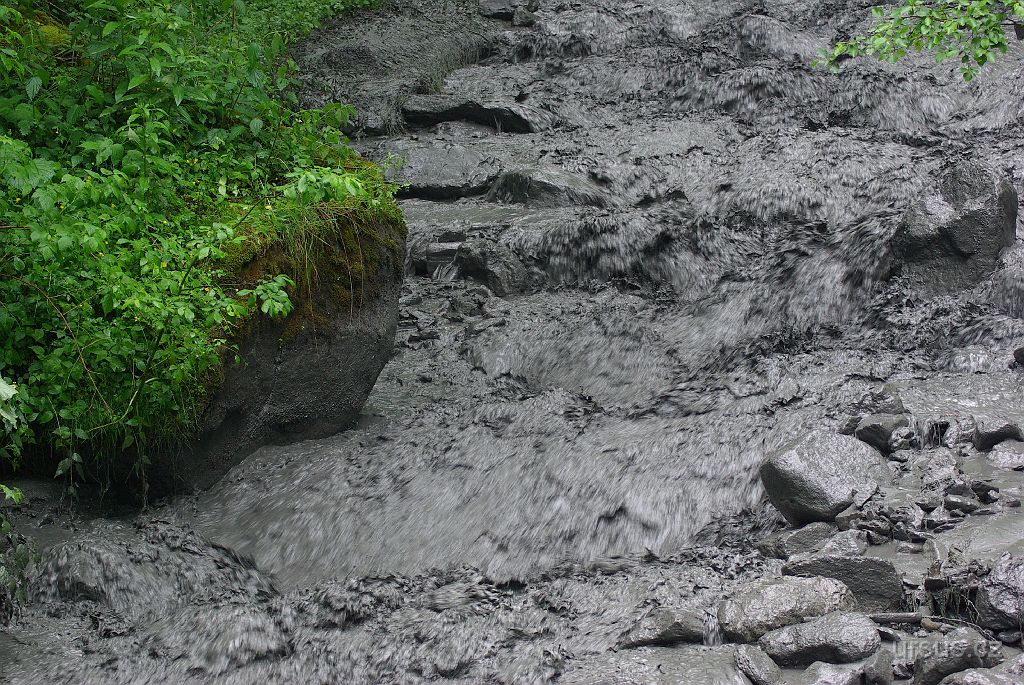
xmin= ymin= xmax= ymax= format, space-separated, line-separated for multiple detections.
xmin=4 ymin=0 xmax=1024 ymax=682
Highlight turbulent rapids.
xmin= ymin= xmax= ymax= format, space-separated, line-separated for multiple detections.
xmin=3 ymin=0 xmax=1024 ymax=682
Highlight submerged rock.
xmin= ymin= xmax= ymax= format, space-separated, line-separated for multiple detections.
xmin=718 ymin=576 xmax=854 ymax=643
xmin=618 ymin=606 xmax=706 ymax=648
xmin=486 ymin=167 xmax=608 ymax=207
xmin=385 ymin=140 xmax=501 ymax=199
xmin=402 ymin=93 xmax=546 ymax=133
xmin=760 ymin=432 xmax=891 ymax=525
xmin=758 ymin=612 xmax=880 ymax=667
xmin=783 ymin=555 xmax=903 ymax=611
xmin=893 ymin=161 xmax=1018 ymax=294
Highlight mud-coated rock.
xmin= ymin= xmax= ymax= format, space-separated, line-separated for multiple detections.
xmin=760 ymin=432 xmax=891 ymax=524
xmin=478 ymin=0 xmax=531 ymax=19
xmin=617 ymin=606 xmax=706 ymax=648
xmin=402 ymin=93 xmax=543 ymax=133
xmin=800 ymin=662 xmax=865 ymax=685
xmin=987 ymin=440 xmax=1024 ymax=469
xmin=166 ymin=211 xmax=406 ymax=493
xmin=385 ymin=140 xmax=501 ymax=199
xmin=855 ymin=414 xmax=910 ymax=453
xmin=939 ymin=670 xmax=1022 ymax=685
xmin=865 ymin=648 xmax=895 ymax=685
xmin=972 ymin=416 xmax=1024 ymax=452
xmin=914 ymin=628 xmax=1003 ymax=685
xmin=757 ymin=522 xmax=837 ymax=559
xmin=758 ymin=612 xmax=880 ymax=667
xmin=976 ymin=554 xmax=1024 ymax=630
xmin=735 ymin=644 xmax=782 ymax=685
xmin=454 ymin=238 xmax=529 ymax=296
xmin=718 ymin=576 xmax=855 ymax=643
xmin=893 ymin=161 xmax=1018 ymax=294
xmin=486 ymin=166 xmax=608 ymax=207
xmin=783 ymin=555 xmax=903 ymax=611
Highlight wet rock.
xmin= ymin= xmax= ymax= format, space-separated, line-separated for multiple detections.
xmin=735 ymin=644 xmax=782 ymax=685
xmin=851 ymin=385 xmax=907 ymax=416
xmin=718 ymin=576 xmax=855 ymax=643
xmin=402 ymin=93 xmax=541 ymax=133
xmin=973 ymin=416 xmax=1024 ymax=451
xmin=938 ymin=670 xmax=1022 ymax=684
xmin=913 ymin=628 xmax=1003 ymax=685
xmin=783 ymin=555 xmax=903 ymax=611
xmin=758 ymin=612 xmax=880 ymax=667
xmin=757 ymin=522 xmax=837 ymax=560
xmin=976 ymin=554 xmax=1024 ymax=630
xmin=856 ymin=414 xmax=911 ymax=453
xmin=798 ymin=662 xmax=865 ymax=685
xmin=893 ymin=161 xmax=1018 ymax=294
xmin=995 ymin=631 xmax=1021 ymax=646
xmin=817 ymin=530 xmax=869 ymax=557
xmin=385 ymin=140 xmax=501 ymax=199
xmin=486 ymin=166 xmax=608 ymax=208
xmin=865 ymin=648 xmax=895 ymax=685
xmin=987 ymin=440 xmax=1024 ymax=470
xmin=943 ymin=494 xmax=980 ymax=514
xmin=454 ymin=238 xmax=528 ymax=296
xmin=618 ymin=606 xmax=706 ymax=648
xmin=890 ymin=427 xmax=919 ymax=452
xmin=478 ymin=0 xmax=531 ymax=20
xmin=760 ymin=432 xmax=891 ymax=525
xmin=511 ymin=7 xmax=536 ymax=26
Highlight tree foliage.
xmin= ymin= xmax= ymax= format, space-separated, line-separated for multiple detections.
xmin=823 ymin=0 xmax=1024 ymax=79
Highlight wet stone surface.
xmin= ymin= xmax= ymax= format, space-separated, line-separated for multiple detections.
xmin=4 ymin=0 xmax=1024 ymax=682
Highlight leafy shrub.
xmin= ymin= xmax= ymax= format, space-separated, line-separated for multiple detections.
xmin=0 ymin=0 xmax=394 ymax=489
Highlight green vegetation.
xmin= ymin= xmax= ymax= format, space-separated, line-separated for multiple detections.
xmin=822 ymin=0 xmax=1024 ymax=79
xmin=0 ymin=0 xmax=397 ymax=501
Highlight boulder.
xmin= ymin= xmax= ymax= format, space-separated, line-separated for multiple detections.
xmin=718 ymin=576 xmax=854 ymax=643
xmin=865 ymin=648 xmax=895 ymax=685
xmin=987 ymin=440 xmax=1024 ymax=470
xmin=972 ymin=416 xmax=1024 ymax=452
xmin=454 ymin=238 xmax=529 ymax=296
xmin=486 ymin=167 xmax=608 ymax=208
xmin=757 ymin=522 xmax=837 ymax=560
xmin=617 ymin=606 xmax=705 ymax=648
xmin=850 ymin=385 xmax=907 ymax=416
xmin=783 ymin=555 xmax=903 ymax=611
xmin=914 ymin=628 xmax=1003 ymax=685
xmin=163 ymin=206 xmax=406 ymax=492
xmin=893 ymin=161 xmax=1017 ymax=293
xmin=384 ymin=140 xmax=501 ymax=199
xmin=735 ymin=645 xmax=782 ymax=685
xmin=478 ymin=0 xmax=532 ymax=19
xmin=760 ymin=432 xmax=891 ymax=525
xmin=816 ymin=530 xmax=869 ymax=557
xmin=939 ymin=671 xmax=1022 ymax=685
xmin=976 ymin=554 xmax=1024 ymax=630
xmin=758 ymin=612 xmax=880 ymax=667
xmin=855 ymin=414 xmax=910 ymax=453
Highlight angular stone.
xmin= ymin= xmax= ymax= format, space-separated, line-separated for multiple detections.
xmin=402 ymin=93 xmax=545 ymax=133
xmin=973 ymin=416 xmax=1024 ymax=452
xmin=718 ymin=576 xmax=855 ymax=643
xmin=385 ymin=140 xmax=501 ymax=199
xmin=976 ymin=554 xmax=1024 ymax=631
xmin=783 ymin=555 xmax=903 ymax=611
xmin=865 ymin=648 xmax=895 ymax=685
xmin=454 ymin=238 xmax=528 ymax=296
xmin=817 ymin=530 xmax=869 ymax=557
xmin=800 ymin=661 xmax=865 ymax=685
xmin=913 ymin=628 xmax=1003 ymax=685
xmin=617 ymin=606 xmax=705 ymax=648
xmin=856 ymin=414 xmax=910 ymax=453
xmin=758 ymin=612 xmax=880 ymax=667
xmin=760 ymin=432 xmax=891 ymax=525
xmin=987 ymin=440 xmax=1024 ymax=470
xmin=758 ymin=522 xmax=837 ymax=560
xmin=735 ymin=644 xmax=782 ymax=685
xmin=893 ymin=161 xmax=1017 ymax=293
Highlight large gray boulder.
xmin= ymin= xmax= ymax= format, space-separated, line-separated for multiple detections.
xmin=783 ymin=555 xmax=904 ymax=611
xmin=617 ymin=606 xmax=706 ymax=648
xmin=760 ymin=432 xmax=892 ymax=524
xmin=914 ymin=628 xmax=1003 ymax=685
xmin=154 ymin=211 xmax=406 ymax=493
xmin=893 ymin=161 xmax=1017 ymax=294
xmin=718 ymin=576 xmax=855 ymax=643
xmin=976 ymin=554 xmax=1024 ymax=630
xmin=758 ymin=612 xmax=880 ymax=667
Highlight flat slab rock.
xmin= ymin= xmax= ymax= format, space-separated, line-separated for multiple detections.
xmin=783 ymin=554 xmax=904 ymax=611
xmin=758 ymin=611 xmax=881 ymax=668
xmin=718 ymin=576 xmax=854 ymax=643
xmin=760 ymin=431 xmax=892 ymax=525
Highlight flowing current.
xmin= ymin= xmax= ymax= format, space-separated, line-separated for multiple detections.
xmin=3 ymin=0 xmax=1024 ymax=682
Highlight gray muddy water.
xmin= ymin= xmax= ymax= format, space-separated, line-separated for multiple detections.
xmin=3 ymin=0 xmax=1024 ymax=682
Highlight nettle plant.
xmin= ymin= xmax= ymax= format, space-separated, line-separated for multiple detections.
xmin=0 ymin=0 xmax=374 ymax=490
xmin=823 ymin=0 xmax=1024 ymax=79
